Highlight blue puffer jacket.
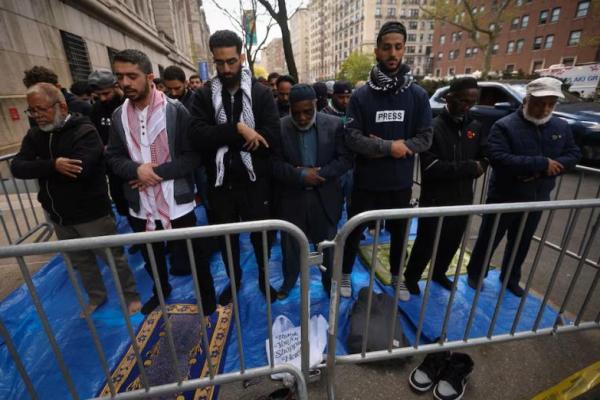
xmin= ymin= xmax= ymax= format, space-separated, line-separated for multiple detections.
xmin=487 ymin=108 xmax=581 ymax=202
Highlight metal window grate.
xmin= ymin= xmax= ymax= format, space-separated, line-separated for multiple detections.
xmin=60 ymin=31 xmax=91 ymax=82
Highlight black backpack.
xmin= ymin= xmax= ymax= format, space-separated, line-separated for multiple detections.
xmin=347 ymin=287 xmax=406 ymax=354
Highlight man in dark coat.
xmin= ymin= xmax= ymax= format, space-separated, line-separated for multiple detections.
xmin=189 ymin=30 xmax=280 ymax=305
xmin=11 ymin=83 xmax=140 ymax=316
xmin=276 ymin=75 xmax=296 ymax=118
xmin=466 ymin=77 xmax=581 ymax=297
xmin=404 ymin=77 xmax=488 ymax=296
xmin=163 ymin=65 xmax=195 ymax=111
xmin=272 ymin=84 xmax=352 ymax=299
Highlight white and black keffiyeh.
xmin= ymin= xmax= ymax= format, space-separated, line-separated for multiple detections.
xmin=211 ymin=67 xmax=257 ymax=187
xmin=367 ymin=63 xmax=414 ymax=94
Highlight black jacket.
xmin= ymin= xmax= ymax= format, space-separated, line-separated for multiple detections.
xmin=189 ymin=78 xmax=280 ymax=188
xmin=11 ymin=114 xmax=111 ymax=225
xmin=419 ymin=109 xmax=489 ymax=206
xmin=89 ymin=95 xmax=124 ymax=145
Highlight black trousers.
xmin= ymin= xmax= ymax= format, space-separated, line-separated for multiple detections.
xmin=342 ymin=188 xmax=412 ymax=276
xmin=207 ymin=180 xmax=274 ymax=292
xmin=129 ymin=211 xmax=217 ymax=315
xmin=404 ymin=214 xmax=469 ymax=284
xmin=466 ymin=206 xmax=542 ymax=287
xmin=280 ymin=191 xmax=337 ymax=294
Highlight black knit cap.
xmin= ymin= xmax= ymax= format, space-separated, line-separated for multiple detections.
xmin=448 ymin=77 xmax=479 ymax=94
xmin=289 ymin=84 xmax=316 ymax=104
xmin=333 ymin=80 xmax=353 ymax=94
xmin=313 ymin=82 xmax=328 ymax=98
xmin=377 ymin=21 xmax=407 ymax=45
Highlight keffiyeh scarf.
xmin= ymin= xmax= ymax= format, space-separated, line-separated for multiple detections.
xmin=367 ymin=63 xmax=414 ymax=94
xmin=211 ymin=67 xmax=257 ymax=187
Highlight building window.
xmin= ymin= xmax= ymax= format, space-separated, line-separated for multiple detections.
xmin=506 ymin=41 xmax=515 ymax=54
xmin=465 ymin=67 xmax=472 ymax=74
xmin=449 ymin=67 xmax=455 ymax=76
xmin=60 ymin=30 xmax=92 ymax=82
xmin=437 ymin=52 xmax=443 ymax=60
xmin=465 ymin=47 xmax=472 ymax=58
xmin=516 ymin=39 xmax=524 ymax=53
xmin=387 ymin=7 xmax=396 ymax=16
xmin=531 ymin=60 xmax=544 ymax=73
xmin=375 ymin=7 xmax=381 ymax=17
xmin=409 ymin=20 xmax=418 ymax=29
xmin=511 ymin=17 xmax=520 ymax=29
xmin=435 ymin=69 xmax=441 ymax=77
xmin=550 ymin=7 xmax=560 ymax=22
xmin=376 ymin=0 xmax=382 ymax=4
xmin=440 ymin=34 xmax=445 ymax=44
xmin=410 ymin=9 xmax=419 ymax=17
xmin=521 ymin=15 xmax=529 ymax=28
xmin=506 ymin=64 xmax=515 ymax=73
xmin=376 ymin=20 xmax=381 ymax=29
xmin=561 ymin=57 xmax=575 ymax=66
xmin=107 ymin=47 xmax=120 ymax=68
xmin=407 ymin=33 xmax=416 ymax=42
xmin=544 ymin=34 xmax=554 ymax=49
xmin=576 ymin=1 xmax=590 ymax=18
xmin=406 ymin=45 xmax=415 ymax=54
xmin=568 ymin=30 xmax=582 ymax=46
xmin=492 ymin=43 xmax=499 ymax=54
xmin=539 ymin=10 xmax=548 ymax=24
xmin=533 ymin=36 xmax=543 ymax=50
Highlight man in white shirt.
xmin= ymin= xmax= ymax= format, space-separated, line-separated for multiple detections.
xmin=107 ymin=49 xmax=216 ymax=316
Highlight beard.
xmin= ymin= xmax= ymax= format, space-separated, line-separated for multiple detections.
xmin=38 ymin=105 xmax=66 ymax=132
xmin=218 ymin=68 xmax=242 ymax=89
xmin=125 ymin=82 xmax=150 ymax=102
xmin=523 ymin=104 xmax=554 ymax=126
xmin=291 ymin=109 xmax=317 ymax=132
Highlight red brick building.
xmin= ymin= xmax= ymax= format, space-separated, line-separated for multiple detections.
xmin=431 ymin=0 xmax=600 ymax=78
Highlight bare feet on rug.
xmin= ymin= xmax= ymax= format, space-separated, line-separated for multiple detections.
xmin=128 ymin=300 xmax=142 ymax=315
xmin=79 ymin=303 xmax=100 ymax=318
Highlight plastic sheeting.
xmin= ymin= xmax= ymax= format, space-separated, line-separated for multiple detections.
xmin=0 ymin=209 xmax=563 ymax=399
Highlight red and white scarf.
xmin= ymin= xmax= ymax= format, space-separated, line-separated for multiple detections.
xmin=121 ymin=88 xmax=172 ymax=230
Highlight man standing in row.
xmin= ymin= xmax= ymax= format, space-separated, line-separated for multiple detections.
xmin=190 ymin=30 xmax=280 ymax=305
xmin=403 ymin=77 xmax=488 ymax=297
xmin=276 ymin=75 xmax=296 ymax=118
xmin=272 ymin=84 xmax=352 ymax=299
xmin=107 ymin=49 xmax=216 ymax=315
xmin=466 ymin=77 xmax=581 ymax=297
xmin=342 ymin=21 xmax=433 ymax=299
xmin=322 ymin=80 xmax=352 ymax=122
xmin=163 ymin=65 xmax=195 ymax=110
xmin=12 ymin=83 xmax=140 ymax=316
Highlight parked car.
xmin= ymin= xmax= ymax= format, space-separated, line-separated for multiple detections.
xmin=429 ymin=81 xmax=600 ymax=163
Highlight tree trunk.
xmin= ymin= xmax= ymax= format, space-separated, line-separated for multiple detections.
xmin=482 ymin=34 xmax=495 ymax=79
xmin=278 ymin=15 xmax=298 ymax=81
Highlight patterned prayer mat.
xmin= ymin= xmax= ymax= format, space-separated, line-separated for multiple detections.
xmin=359 ymin=242 xmax=491 ymax=285
xmin=98 ymin=304 xmax=232 ymax=400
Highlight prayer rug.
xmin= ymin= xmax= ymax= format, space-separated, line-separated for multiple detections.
xmin=98 ymin=303 xmax=232 ymax=399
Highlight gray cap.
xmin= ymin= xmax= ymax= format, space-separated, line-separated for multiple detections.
xmin=526 ymin=77 xmax=564 ymax=99
xmin=88 ymin=69 xmax=117 ymax=89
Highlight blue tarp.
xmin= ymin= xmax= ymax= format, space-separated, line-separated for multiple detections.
xmin=0 ymin=209 xmax=561 ymax=399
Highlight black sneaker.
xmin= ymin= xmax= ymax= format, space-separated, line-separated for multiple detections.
xmin=506 ymin=281 xmax=525 ymax=297
xmin=405 ymin=280 xmax=421 ymax=295
xmin=141 ymin=287 xmax=171 ymax=315
xmin=433 ymin=352 xmax=474 ymax=400
xmin=408 ymin=351 xmax=451 ymax=392
xmin=433 ymin=275 xmax=453 ymax=291
xmin=467 ymin=275 xmax=483 ymax=291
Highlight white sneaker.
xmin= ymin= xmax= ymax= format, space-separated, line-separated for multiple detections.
xmin=340 ymin=274 xmax=352 ymax=298
xmin=392 ymin=275 xmax=410 ymax=302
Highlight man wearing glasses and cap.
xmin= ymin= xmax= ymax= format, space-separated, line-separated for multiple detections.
xmin=466 ymin=77 xmax=581 ymax=297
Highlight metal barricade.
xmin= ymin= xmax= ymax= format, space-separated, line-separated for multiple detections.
xmin=325 ymin=199 xmax=600 ymax=400
xmin=0 ymin=153 xmax=53 ymax=245
xmin=0 ymin=219 xmax=312 ymax=399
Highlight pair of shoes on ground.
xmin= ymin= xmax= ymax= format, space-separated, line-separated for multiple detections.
xmin=141 ymin=287 xmax=172 ymax=315
xmin=409 ymin=351 xmax=474 ymax=400
xmin=467 ymin=275 xmax=525 ymax=297
xmin=391 ymin=275 xmax=411 ymax=302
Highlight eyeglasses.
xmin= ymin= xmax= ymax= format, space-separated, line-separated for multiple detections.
xmin=24 ymin=102 xmax=59 ymax=117
xmin=213 ymin=58 xmax=239 ymax=67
